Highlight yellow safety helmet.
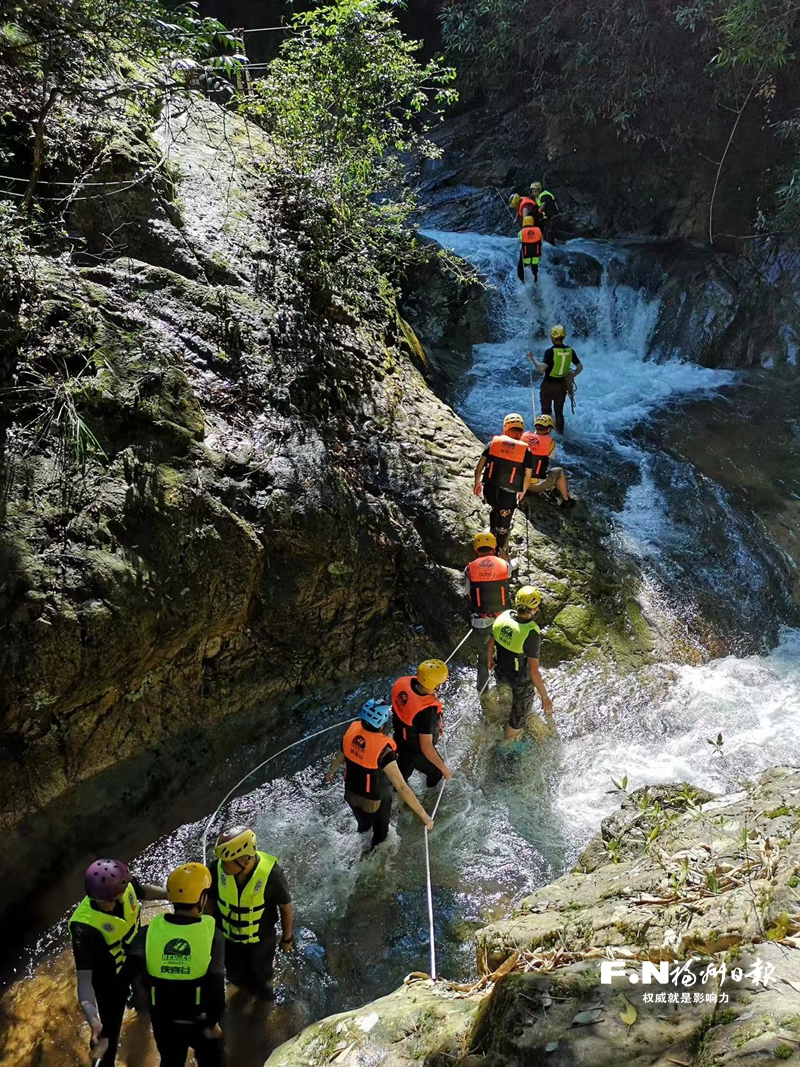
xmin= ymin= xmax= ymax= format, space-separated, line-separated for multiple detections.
xmin=473 ymin=531 xmax=497 ymax=553
xmin=515 ymin=585 xmax=542 ymax=611
xmin=417 ymin=659 xmax=449 ymax=691
xmin=503 ymin=412 xmax=525 ymax=432
xmin=509 ymin=193 xmax=521 ymax=209
xmin=531 ymin=182 xmax=543 ymax=193
xmin=534 ymin=414 xmax=555 ymax=431
xmin=167 ymin=862 xmax=212 ymax=905
xmin=551 ymin=325 xmax=566 ymax=341
xmin=214 ymin=825 xmax=257 ymax=863
xmin=522 ymin=215 xmax=536 ymax=227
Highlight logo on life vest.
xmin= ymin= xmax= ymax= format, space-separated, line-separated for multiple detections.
xmin=397 ymin=690 xmax=409 ymax=705
xmin=163 ymin=938 xmax=192 ymax=958
xmin=254 ymin=881 xmax=263 ymax=894
xmin=102 ymin=922 xmax=114 ymax=933
xmin=352 ymin=734 xmax=367 ymax=751
xmin=498 ymin=625 xmax=514 ymax=642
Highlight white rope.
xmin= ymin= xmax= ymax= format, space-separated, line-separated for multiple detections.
xmin=445 ymin=630 xmax=472 ymax=665
xmin=529 ymin=361 xmax=538 ymax=423
xmin=201 ymin=716 xmax=352 ymax=862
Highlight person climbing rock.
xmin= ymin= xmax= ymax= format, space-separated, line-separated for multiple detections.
xmin=509 ymin=192 xmax=540 ymax=226
xmin=207 ymin=826 xmax=293 ymax=1001
xmin=488 ymin=586 xmax=554 ymax=752
xmin=392 ymin=660 xmax=453 ymax=789
xmin=473 ymin=412 xmax=535 ymax=556
xmin=69 ymin=859 xmax=168 ymax=1066
xmin=521 ymin=414 xmax=576 ymax=508
xmin=130 ymin=862 xmax=225 ymax=1067
xmin=464 ymin=531 xmax=514 ymax=693
xmin=530 ymin=182 xmax=559 ymax=244
xmin=527 ymin=327 xmax=583 ymax=434
xmin=517 ymin=215 xmax=543 ymax=284
xmin=328 ymin=699 xmax=434 ymax=848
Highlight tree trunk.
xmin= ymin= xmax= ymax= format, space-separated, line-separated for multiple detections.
xmin=22 ymin=85 xmax=59 ymax=212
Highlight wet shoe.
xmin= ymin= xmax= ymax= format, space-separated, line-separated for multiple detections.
xmin=496 ymin=736 xmax=532 ymax=755
xmin=557 ymin=496 xmax=576 ymax=509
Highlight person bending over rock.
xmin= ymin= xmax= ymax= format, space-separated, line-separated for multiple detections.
xmin=521 ymin=414 xmax=576 ymax=509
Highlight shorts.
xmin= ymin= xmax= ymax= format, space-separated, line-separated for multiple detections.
xmin=526 ymin=467 xmax=564 ymax=493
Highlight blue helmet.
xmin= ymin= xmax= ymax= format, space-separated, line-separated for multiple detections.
xmin=360 ymin=698 xmax=391 ymax=730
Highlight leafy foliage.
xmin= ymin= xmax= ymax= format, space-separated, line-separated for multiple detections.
xmin=440 ymin=0 xmax=800 ymax=230
xmin=0 ymin=0 xmax=243 ymax=202
xmin=239 ymin=0 xmax=456 ymax=291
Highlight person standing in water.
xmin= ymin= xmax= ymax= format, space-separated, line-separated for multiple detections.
xmin=69 ymin=859 xmax=168 ymax=1065
xmin=464 ymin=531 xmax=513 ymax=693
xmin=488 ymin=585 xmax=554 ymax=752
xmin=328 ymin=698 xmax=434 ymax=849
xmin=130 ymin=862 xmax=226 ymax=1066
xmin=527 ymin=326 xmax=583 ymax=434
xmin=473 ymin=412 xmax=535 ymax=557
xmin=207 ymin=826 xmax=293 ymax=1001
xmin=392 ymin=660 xmax=453 ymax=788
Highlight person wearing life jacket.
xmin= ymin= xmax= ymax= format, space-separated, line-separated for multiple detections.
xmin=530 ymin=182 xmax=560 ymax=244
xmin=207 ymin=826 xmax=293 ymax=1001
xmin=328 ymin=699 xmax=435 ymax=849
xmin=69 ymin=859 xmax=168 ymax=1066
xmin=391 ymin=660 xmax=453 ymax=788
xmin=518 ymin=215 xmax=543 ymax=283
xmin=130 ymin=863 xmax=225 ymax=1067
xmin=464 ymin=531 xmax=513 ymax=694
xmin=488 ymin=586 xmax=554 ymax=752
xmin=527 ymin=326 xmax=583 ymax=434
xmin=473 ymin=412 xmax=535 ymax=556
xmin=521 ymin=414 xmax=576 ymax=509
xmin=510 ymin=191 xmax=540 ymax=226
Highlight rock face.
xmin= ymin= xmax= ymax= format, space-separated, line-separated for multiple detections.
xmin=269 ymin=766 xmax=800 ymax=1066
xmin=0 ymin=99 xmax=656 ymax=920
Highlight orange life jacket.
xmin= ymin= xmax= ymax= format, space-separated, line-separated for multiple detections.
xmin=522 ymin=431 xmax=555 ymax=480
xmin=520 ymin=225 xmax=542 ymax=266
xmin=485 ymin=434 xmax=530 ymax=492
xmin=391 ymin=676 xmax=443 ymax=745
xmin=342 ymin=721 xmax=397 ymax=800
xmin=465 ymin=555 xmax=510 ymax=616
xmin=517 ymin=197 xmax=537 ymax=220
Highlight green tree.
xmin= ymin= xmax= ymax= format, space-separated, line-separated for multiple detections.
xmin=240 ymin=0 xmax=456 ymax=279
xmin=0 ymin=0 xmax=243 ymax=206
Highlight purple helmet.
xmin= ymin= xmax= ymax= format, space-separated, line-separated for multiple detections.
xmin=84 ymin=859 xmax=130 ymax=901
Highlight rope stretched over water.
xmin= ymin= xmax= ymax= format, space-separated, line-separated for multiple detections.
xmin=202 ymin=632 xmax=473 ymax=860
xmin=201 ymin=716 xmax=353 ymax=863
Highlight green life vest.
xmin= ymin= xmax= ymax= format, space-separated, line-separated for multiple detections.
xmin=536 ymin=189 xmax=557 ymax=213
xmin=216 ymin=851 xmax=277 ymax=944
xmin=69 ymin=883 xmax=141 ymax=974
xmin=492 ymin=610 xmax=541 ymax=670
xmin=145 ymin=913 xmax=216 ymax=1006
xmin=550 ymin=346 xmax=574 ymax=378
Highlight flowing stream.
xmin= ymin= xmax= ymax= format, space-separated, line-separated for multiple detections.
xmin=4 ymin=231 xmax=800 ymax=1065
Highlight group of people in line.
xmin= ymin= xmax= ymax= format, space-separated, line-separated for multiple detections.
xmin=69 ymin=311 xmax=584 ymax=1065
xmin=510 ymin=181 xmax=560 ymax=283
xmin=71 ymin=829 xmax=292 ymax=1066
